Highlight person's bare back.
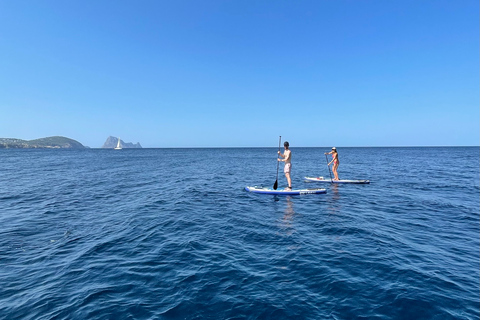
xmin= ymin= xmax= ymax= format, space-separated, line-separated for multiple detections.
xmin=283 ymin=149 xmax=291 ymax=164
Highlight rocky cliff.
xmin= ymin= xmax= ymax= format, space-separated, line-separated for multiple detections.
xmin=102 ymin=136 xmax=142 ymax=148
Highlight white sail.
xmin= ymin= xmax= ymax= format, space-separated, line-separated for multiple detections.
xmin=114 ymin=137 xmax=122 ymax=149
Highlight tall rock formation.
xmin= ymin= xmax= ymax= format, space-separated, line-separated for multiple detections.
xmin=102 ymin=136 xmax=142 ymax=148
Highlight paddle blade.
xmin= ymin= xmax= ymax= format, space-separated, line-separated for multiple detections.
xmin=273 ymin=180 xmax=278 ymax=190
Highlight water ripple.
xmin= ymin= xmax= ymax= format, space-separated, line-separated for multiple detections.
xmin=0 ymin=147 xmax=478 ymax=319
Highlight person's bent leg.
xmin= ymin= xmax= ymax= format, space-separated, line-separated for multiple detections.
xmin=333 ymin=164 xmax=339 ymax=180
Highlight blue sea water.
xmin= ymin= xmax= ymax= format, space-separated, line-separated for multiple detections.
xmin=0 ymin=147 xmax=478 ymax=320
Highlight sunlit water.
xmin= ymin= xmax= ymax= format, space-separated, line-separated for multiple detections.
xmin=1 ymin=147 xmax=478 ymax=319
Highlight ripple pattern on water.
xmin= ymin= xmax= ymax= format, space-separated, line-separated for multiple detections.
xmin=0 ymin=147 xmax=478 ymax=319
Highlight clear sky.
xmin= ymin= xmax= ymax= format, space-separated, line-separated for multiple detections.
xmin=0 ymin=1 xmax=478 ymax=148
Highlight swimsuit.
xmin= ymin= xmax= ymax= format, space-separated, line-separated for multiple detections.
xmin=284 ymin=163 xmax=291 ymax=174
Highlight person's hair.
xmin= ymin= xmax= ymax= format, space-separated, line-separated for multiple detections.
xmin=284 ymin=141 xmax=289 ymax=147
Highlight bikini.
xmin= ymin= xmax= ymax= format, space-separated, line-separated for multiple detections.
xmin=332 ymin=154 xmax=338 ymax=164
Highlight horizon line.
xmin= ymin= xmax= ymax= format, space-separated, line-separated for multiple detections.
xmin=85 ymin=145 xmax=479 ymax=149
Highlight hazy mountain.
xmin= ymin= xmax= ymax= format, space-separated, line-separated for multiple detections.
xmin=0 ymin=136 xmax=85 ymax=149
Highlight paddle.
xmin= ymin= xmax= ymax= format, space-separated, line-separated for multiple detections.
xmin=325 ymin=153 xmax=333 ymax=183
xmin=273 ymin=136 xmax=281 ymax=190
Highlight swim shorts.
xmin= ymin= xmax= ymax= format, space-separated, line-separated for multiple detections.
xmin=284 ymin=163 xmax=291 ymax=174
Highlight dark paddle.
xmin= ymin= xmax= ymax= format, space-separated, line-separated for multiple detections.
xmin=273 ymin=136 xmax=281 ymax=190
xmin=325 ymin=153 xmax=333 ymax=183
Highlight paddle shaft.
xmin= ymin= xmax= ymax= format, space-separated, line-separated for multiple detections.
xmin=325 ymin=153 xmax=333 ymax=182
xmin=273 ymin=136 xmax=281 ymax=189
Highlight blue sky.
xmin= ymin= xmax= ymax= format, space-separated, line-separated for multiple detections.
xmin=0 ymin=1 xmax=478 ymax=147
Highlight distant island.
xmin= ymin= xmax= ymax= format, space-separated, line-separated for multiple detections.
xmin=102 ymin=136 xmax=142 ymax=149
xmin=0 ymin=136 xmax=85 ymax=149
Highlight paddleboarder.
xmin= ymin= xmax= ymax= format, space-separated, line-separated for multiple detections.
xmin=325 ymin=147 xmax=340 ymax=181
xmin=278 ymin=141 xmax=292 ymax=190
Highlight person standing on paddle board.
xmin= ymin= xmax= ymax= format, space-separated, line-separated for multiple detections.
xmin=278 ymin=141 xmax=292 ymax=190
xmin=325 ymin=147 xmax=340 ymax=181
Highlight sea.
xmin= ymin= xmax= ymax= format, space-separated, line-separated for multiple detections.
xmin=1 ymin=147 xmax=478 ymax=320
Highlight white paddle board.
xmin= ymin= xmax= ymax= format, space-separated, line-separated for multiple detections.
xmin=304 ymin=176 xmax=370 ymax=184
xmin=245 ymin=186 xmax=327 ymax=195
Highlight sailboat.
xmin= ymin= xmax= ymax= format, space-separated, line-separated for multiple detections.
xmin=114 ymin=137 xmax=122 ymax=150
